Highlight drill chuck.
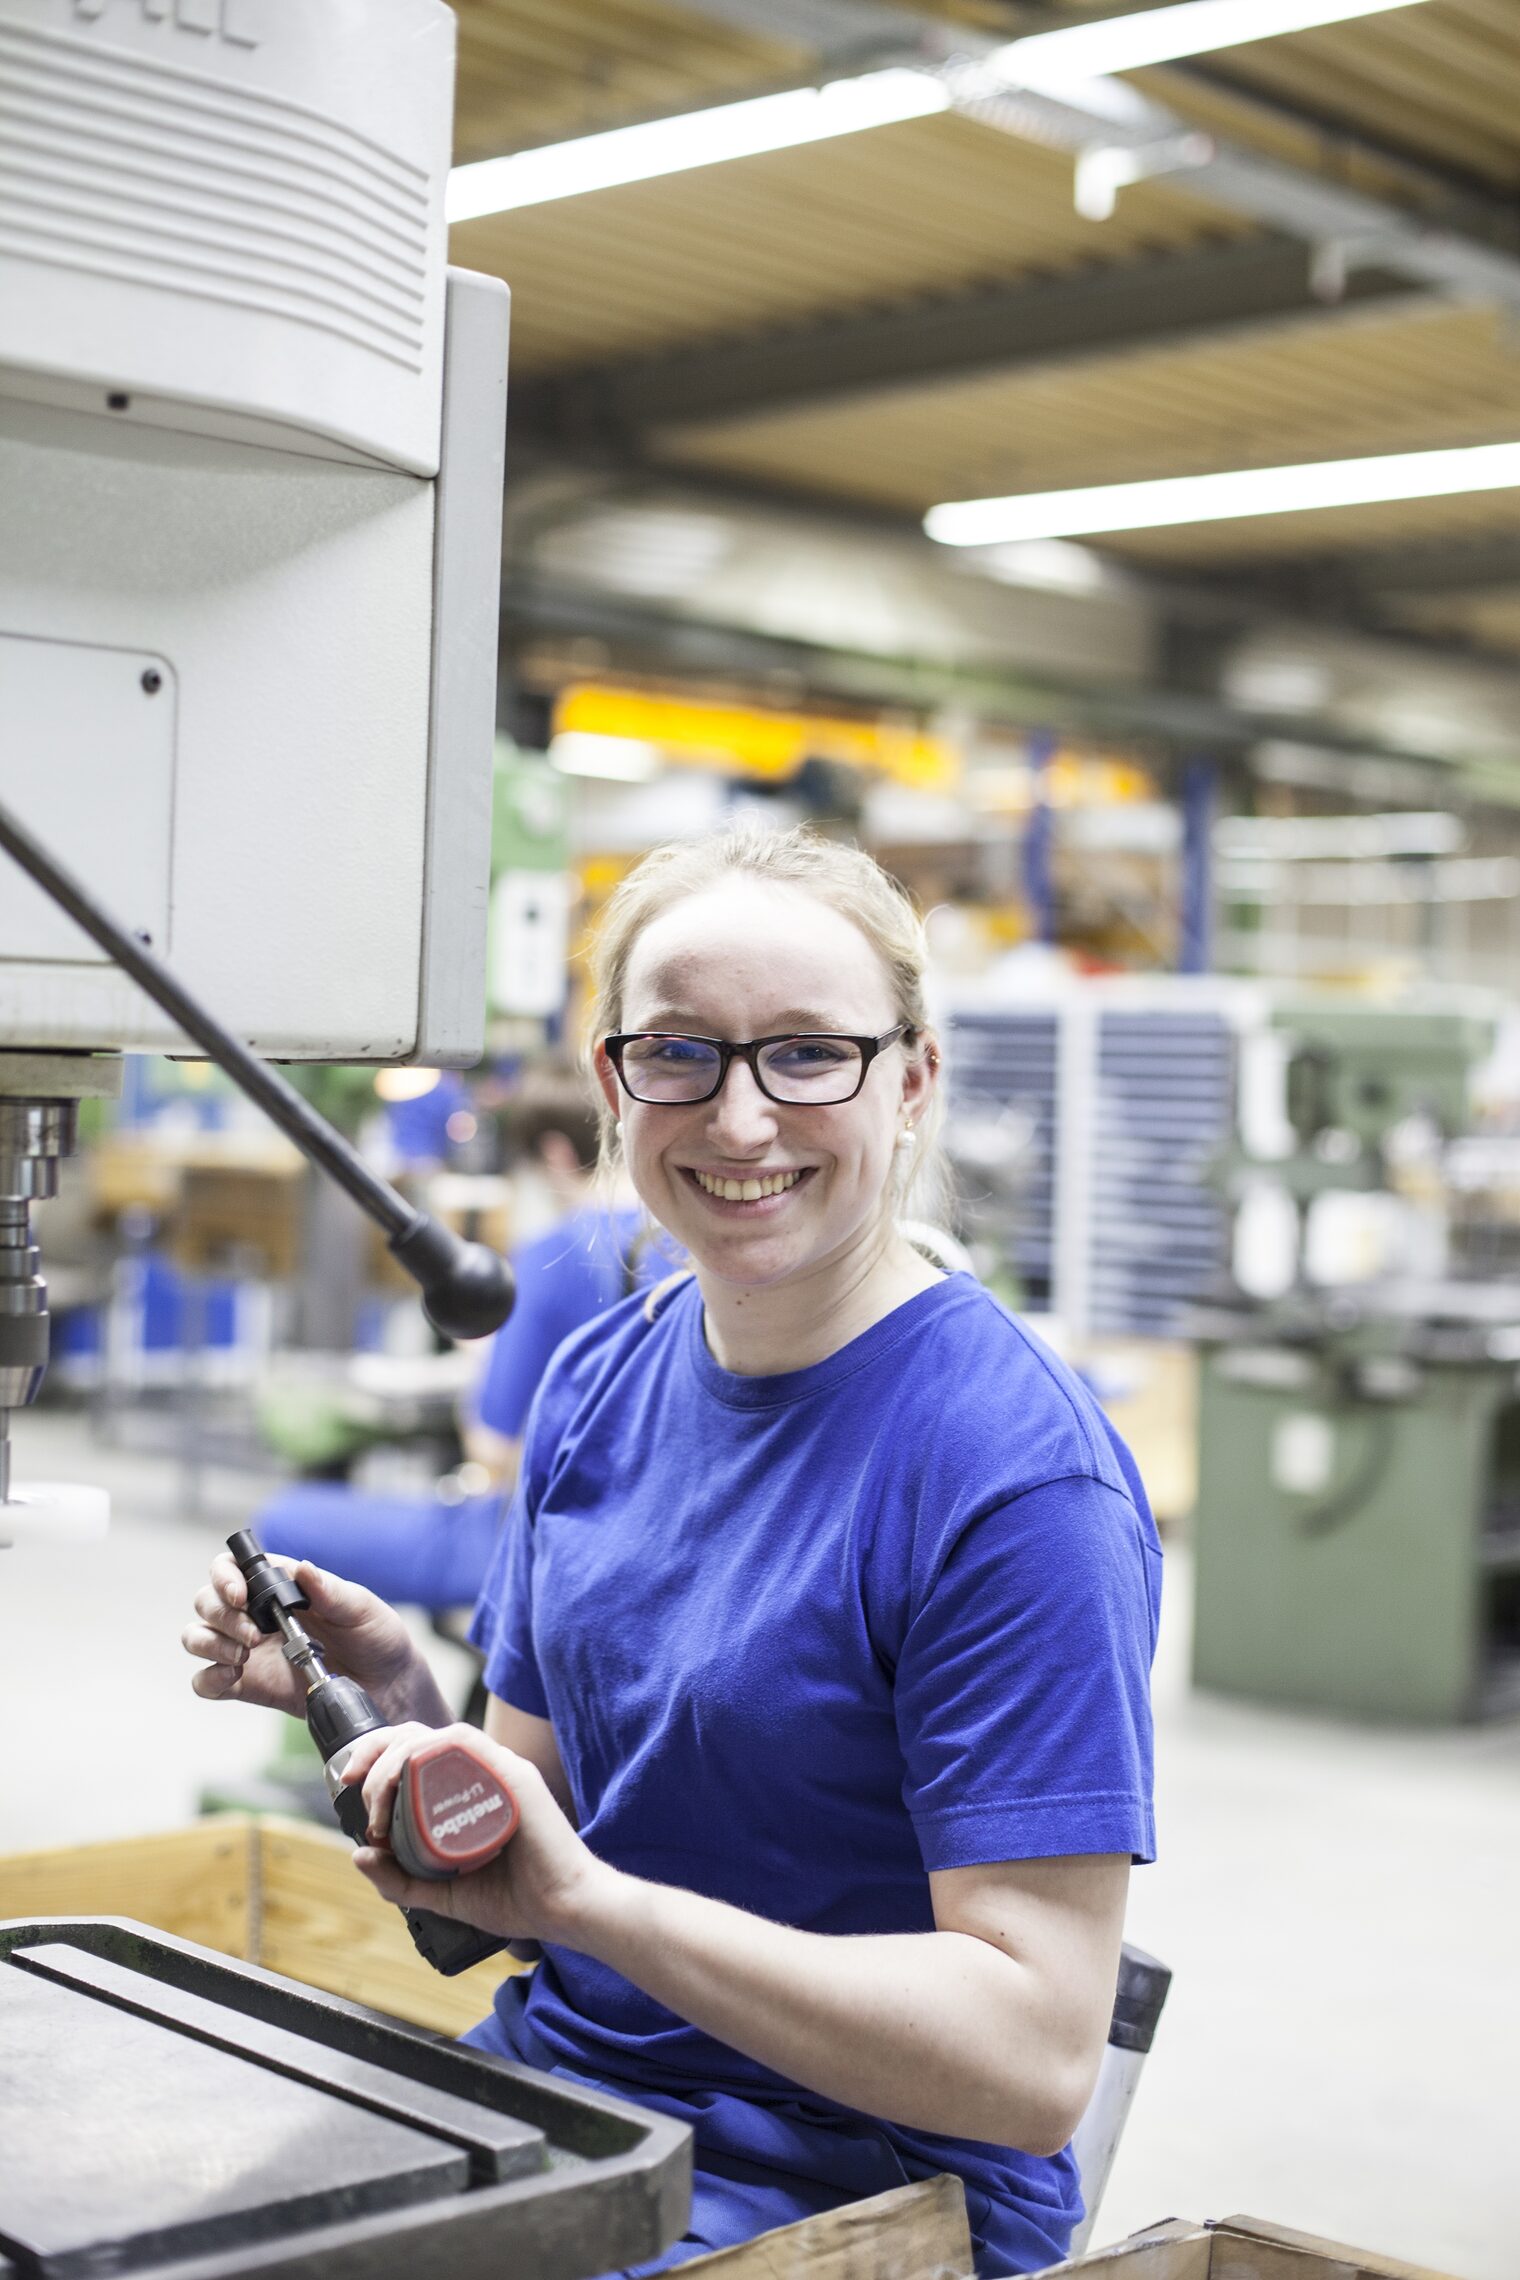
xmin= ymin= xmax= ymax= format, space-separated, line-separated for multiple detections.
xmin=307 ymin=1675 xmax=387 ymax=1762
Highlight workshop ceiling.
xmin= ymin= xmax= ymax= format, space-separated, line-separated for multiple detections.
xmin=448 ymin=0 xmax=1520 ymax=661
xmin=1155 ymin=0 xmax=1520 ymax=195
xmin=451 ymin=0 xmax=800 ymax=168
xmin=449 ymin=117 xmax=1255 ymax=371
xmin=655 ymin=299 xmax=1520 ymax=513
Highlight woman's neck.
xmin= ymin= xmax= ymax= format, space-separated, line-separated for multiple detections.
xmin=697 ymin=1230 xmax=943 ymax=1377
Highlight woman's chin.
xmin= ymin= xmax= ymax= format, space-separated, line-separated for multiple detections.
xmin=692 ymin=1235 xmax=809 ymax=1288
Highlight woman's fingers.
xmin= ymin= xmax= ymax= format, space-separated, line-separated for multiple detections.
xmin=294 ymin=1560 xmax=381 ymax=1633
xmin=190 ymin=1584 xmax=262 ymax=1650
xmin=350 ymin=1845 xmax=521 ymax=1934
xmin=190 ymin=1661 xmax=246 ymax=1701
xmin=352 ymin=1722 xmax=435 ymax=1844
xmin=332 ymin=1725 xmax=396 ymax=1799
xmin=344 ymin=1725 xmax=560 ymax=1946
xmin=181 ymin=1618 xmax=247 ymax=1669
xmin=351 ymin=1846 xmax=416 ymax=1904
xmin=207 ymin=1551 xmax=255 ymax=1608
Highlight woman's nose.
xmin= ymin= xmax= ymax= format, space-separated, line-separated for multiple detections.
xmin=706 ymin=1056 xmax=778 ymax=1148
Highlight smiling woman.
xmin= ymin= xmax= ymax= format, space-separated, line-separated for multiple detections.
xmin=588 ymin=873 xmax=936 ymax=1372
xmin=183 ymin=823 xmax=1162 ymax=2278
xmin=440 ymin=827 xmax=1161 ymax=2270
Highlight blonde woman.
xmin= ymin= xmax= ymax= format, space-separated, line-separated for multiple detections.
xmin=184 ymin=825 xmax=1160 ymax=2275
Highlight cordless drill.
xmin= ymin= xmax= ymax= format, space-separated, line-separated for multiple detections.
xmin=226 ymin=1528 xmax=518 ymax=1977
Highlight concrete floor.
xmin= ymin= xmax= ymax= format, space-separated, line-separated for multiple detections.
xmin=2 ymin=1405 xmax=1517 ymax=2278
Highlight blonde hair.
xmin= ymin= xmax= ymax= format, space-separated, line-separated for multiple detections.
xmin=584 ymin=822 xmax=952 ymax=1229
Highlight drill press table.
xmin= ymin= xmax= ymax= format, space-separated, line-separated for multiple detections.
xmin=0 ymin=1917 xmax=690 ymax=2280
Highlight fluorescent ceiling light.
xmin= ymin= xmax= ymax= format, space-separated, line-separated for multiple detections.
xmin=925 ymin=438 xmax=1520 ymax=546
xmin=988 ymin=0 xmax=1429 ymax=92
xmin=446 ymin=71 xmax=949 ymax=221
xmin=446 ymin=0 xmax=1430 ymax=221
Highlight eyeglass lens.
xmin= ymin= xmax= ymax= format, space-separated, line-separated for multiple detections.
xmin=620 ymin=1035 xmax=866 ymax=1104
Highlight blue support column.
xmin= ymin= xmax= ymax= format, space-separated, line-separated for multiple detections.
xmin=1022 ymin=730 xmax=1057 ymax=946
xmin=1179 ymin=756 xmax=1218 ymax=974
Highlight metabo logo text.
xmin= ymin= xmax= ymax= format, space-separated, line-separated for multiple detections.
xmin=72 ymin=0 xmax=263 ymax=47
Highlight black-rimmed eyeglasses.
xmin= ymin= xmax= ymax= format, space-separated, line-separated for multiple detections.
xmin=604 ymin=1026 xmax=912 ymax=1107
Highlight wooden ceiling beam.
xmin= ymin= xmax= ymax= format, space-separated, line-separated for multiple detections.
xmin=510 ymin=235 xmax=1416 ymax=444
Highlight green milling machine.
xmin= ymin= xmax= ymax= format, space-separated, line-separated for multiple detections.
xmin=1190 ymin=1002 xmax=1520 ymax=1723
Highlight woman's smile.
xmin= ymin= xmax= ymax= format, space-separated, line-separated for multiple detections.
xmin=683 ymin=1165 xmax=814 ymax=1208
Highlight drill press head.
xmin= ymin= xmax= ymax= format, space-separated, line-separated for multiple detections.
xmin=1274 ymin=1003 xmax=1495 ymax=1191
xmin=0 ymin=1099 xmax=74 ymax=1508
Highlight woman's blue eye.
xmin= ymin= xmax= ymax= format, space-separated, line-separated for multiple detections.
xmin=646 ymin=1038 xmax=713 ymax=1065
xmin=768 ymin=1039 xmax=850 ymax=1072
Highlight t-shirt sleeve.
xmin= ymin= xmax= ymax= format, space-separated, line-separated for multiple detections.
xmin=465 ymin=1480 xmax=548 ymax=1717
xmin=894 ymin=1475 xmax=1159 ymax=1870
xmin=467 ymin=1369 xmax=562 ymax=1717
xmin=469 ymin=1295 xmax=645 ymax=1721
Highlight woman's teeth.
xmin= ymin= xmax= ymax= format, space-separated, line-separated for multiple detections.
xmin=692 ymin=1169 xmax=803 ymax=1202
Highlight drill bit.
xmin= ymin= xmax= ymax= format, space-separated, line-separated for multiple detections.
xmin=269 ymin=1601 xmax=331 ymax=1696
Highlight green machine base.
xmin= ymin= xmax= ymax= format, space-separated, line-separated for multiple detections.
xmin=1192 ymin=1321 xmax=1520 ymax=1723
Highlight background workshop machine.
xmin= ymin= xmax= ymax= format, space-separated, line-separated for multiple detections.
xmin=1191 ymin=1001 xmax=1520 ymax=1723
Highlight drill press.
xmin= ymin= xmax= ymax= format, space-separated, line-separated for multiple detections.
xmin=1191 ymin=1000 xmax=1520 ymax=1720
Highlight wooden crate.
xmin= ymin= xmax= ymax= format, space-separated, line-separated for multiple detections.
xmin=0 ymin=1821 xmax=256 ymax=1961
xmin=0 ymin=1814 xmax=517 ymax=2035
xmin=680 ymin=2177 xmax=972 ymax=2280
xmin=1038 ymin=2214 xmax=1464 ymax=2279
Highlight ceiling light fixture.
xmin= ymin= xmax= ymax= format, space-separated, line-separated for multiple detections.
xmin=925 ymin=438 xmax=1520 ymax=546
xmin=445 ymin=0 xmax=1430 ymax=223
xmin=986 ymin=0 xmax=1429 ymax=92
xmin=446 ymin=72 xmax=950 ymax=221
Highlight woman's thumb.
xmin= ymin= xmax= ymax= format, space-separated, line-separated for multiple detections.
xmin=292 ymin=1560 xmax=372 ymax=1628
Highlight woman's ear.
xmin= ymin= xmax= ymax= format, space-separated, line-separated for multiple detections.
xmin=592 ymin=1040 xmax=621 ymax=1122
xmin=901 ymin=1030 xmax=940 ymax=1127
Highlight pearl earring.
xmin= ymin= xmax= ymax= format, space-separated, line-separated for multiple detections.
xmin=896 ymin=1122 xmax=916 ymax=1153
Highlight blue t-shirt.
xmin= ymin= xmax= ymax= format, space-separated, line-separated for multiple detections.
xmin=469 ymin=1272 xmax=1160 ymax=2272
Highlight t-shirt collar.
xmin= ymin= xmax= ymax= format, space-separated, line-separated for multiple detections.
xmin=680 ymin=1272 xmax=973 ymax=1410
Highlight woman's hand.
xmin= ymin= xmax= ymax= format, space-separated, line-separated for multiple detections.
xmin=180 ymin=1552 xmax=450 ymax=1729
xmin=341 ymin=1722 xmax=619 ymax=1949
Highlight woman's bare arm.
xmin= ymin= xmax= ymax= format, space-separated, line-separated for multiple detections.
xmin=579 ymin=1850 xmax=1128 ymax=2153
xmin=349 ymin=1715 xmax=1126 ymax=2156
xmin=484 ymin=1693 xmax=576 ymax=1821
